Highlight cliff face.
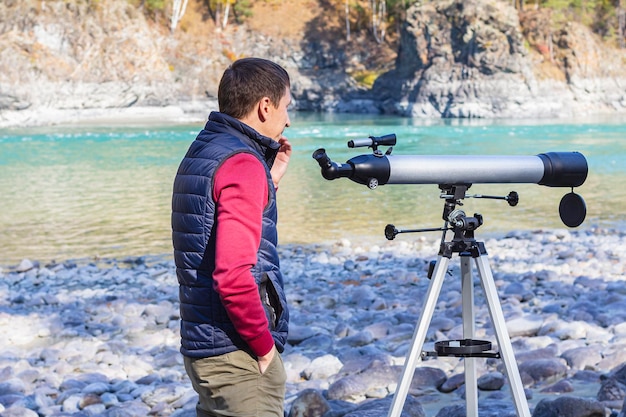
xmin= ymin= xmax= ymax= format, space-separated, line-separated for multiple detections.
xmin=372 ymin=0 xmax=534 ymax=117
xmin=0 ymin=1 xmax=172 ymax=108
xmin=0 ymin=0 xmax=624 ymax=126
xmin=371 ymin=0 xmax=626 ymax=118
xmin=0 ymin=0 xmax=336 ymax=126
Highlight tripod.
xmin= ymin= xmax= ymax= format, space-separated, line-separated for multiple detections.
xmin=385 ymin=185 xmax=531 ymax=417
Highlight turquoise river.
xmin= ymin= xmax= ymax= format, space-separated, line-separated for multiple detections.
xmin=0 ymin=113 xmax=624 ymax=266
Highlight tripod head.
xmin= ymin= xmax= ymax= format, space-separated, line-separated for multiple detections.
xmin=385 ymin=184 xmax=487 ymax=242
xmin=312 ymin=134 xmax=588 ymax=228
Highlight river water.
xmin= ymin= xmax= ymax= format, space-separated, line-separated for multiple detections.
xmin=1 ymin=112 xmax=624 ymax=265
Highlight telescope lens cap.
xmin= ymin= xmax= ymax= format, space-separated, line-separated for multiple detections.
xmin=559 ymin=192 xmax=586 ymax=228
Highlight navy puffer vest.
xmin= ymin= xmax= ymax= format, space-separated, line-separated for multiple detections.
xmin=172 ymin=112 xmax=289 ymax=358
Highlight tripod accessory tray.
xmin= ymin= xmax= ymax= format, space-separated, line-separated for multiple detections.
xmin=432 ymin=339 xmax=500 ymax=358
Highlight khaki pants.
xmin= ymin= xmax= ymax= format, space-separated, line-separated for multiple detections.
xmin=184 ymin=350 xmax=286 ymax=417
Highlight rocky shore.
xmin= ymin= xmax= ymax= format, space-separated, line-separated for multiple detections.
xmin=2 ymin=228 xmax=626 ymax=417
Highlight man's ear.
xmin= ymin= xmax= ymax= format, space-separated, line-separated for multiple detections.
xmin=257 ymin=97 xmax=272 ymax=122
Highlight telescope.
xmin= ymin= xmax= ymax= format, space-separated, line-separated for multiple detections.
xmin=313 ymin=133 xmax=590 ymax=417
xmin=312 ymin=133 xmax=588 ymax=227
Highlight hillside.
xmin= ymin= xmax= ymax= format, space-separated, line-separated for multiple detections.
xmin=0 ymin=0 xmax=624 ymax=126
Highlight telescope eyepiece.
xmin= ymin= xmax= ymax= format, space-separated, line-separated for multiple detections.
xmin=312 ymin=148 xmax=331 ymax=168
xmin=312 ymin=148 xmax=355 ymax=180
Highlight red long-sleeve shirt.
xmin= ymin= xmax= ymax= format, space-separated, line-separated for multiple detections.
xmin=212 ymin=153 xmax=275 ymax=357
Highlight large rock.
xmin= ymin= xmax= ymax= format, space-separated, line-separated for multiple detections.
xmin=373 ymin=0 xmax=537 ymax=118
xmin=517 ymin=358 xmax=568 ymax=384
xmin=288 ymin=389 xmax=331 ymax=417
xmin=326 ymin=360 xmax=400 ymax=402
xmin=532 ymin=396 xmax=606 ymax=417
xmin=372 ymin=0 xmax=626 ymax=119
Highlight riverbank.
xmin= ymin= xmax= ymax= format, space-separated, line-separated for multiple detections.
xmin=1 ymin=228 xmax=626 ymax=417
xmin=0 ymin=102 xmax=212 ymax=129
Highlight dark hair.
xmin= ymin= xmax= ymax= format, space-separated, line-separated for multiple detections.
xmin=218 ymin=57 xmax=291 ymax=119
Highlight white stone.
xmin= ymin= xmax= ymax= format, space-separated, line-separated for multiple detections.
xmin=506 ymin=314 xmax=544 ymax=338
xmin=302 ymin=354 xmax=343 ymax=380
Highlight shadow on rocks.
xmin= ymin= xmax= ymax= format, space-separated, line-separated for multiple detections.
xmin=434 ymin=401 xmax=518 ymax=417
xmin=288 ymin=389 xmax=425 ymax=417
xmin=532 ymin=396 xmax=605 ymax=417
xmin=343 ymin=395 xmax=425 ymax=417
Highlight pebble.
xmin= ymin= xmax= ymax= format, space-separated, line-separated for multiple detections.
xmin=0 ymin=228 xmax=626 ymax=417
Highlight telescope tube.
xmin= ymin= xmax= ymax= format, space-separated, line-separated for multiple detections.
xmin=312 ymin=150 xmax=588 ymax=188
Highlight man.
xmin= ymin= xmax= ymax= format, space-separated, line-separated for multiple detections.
xmin=172 ymin=57 xmax=292 ymax=417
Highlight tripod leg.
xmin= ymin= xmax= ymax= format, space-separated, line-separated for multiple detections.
xmin=387 ymin=255 xmax=451 ymax=417
xmin=474 ymin=254 xmax=531 ymax=417
xmin=461 ymin=256 xmax=478 ymax=417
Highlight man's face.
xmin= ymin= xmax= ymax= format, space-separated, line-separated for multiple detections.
xmin=265 ymin=87 xmax=292 ymax=141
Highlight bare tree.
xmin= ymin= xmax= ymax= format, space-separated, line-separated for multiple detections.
xmin=212 ymin=0 xmax=232 ymax=30
xmin=617 ymin=0 xmax=626 ymax=48
xmin=171 ymin=0 xmax=189 ymax=33
xmin=345 ymin=0 xmax=351 ymax=41
xmin=370 ymin=0 xmax=386 ymax=43
xmin=222 ymin=0 xmax=231 ymax=29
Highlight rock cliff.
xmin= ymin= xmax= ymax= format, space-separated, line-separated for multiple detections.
xmin=0 ymin=0 xmax=624 ymax=126
xmin=370 ymin=0 xmax=626 ymax=118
